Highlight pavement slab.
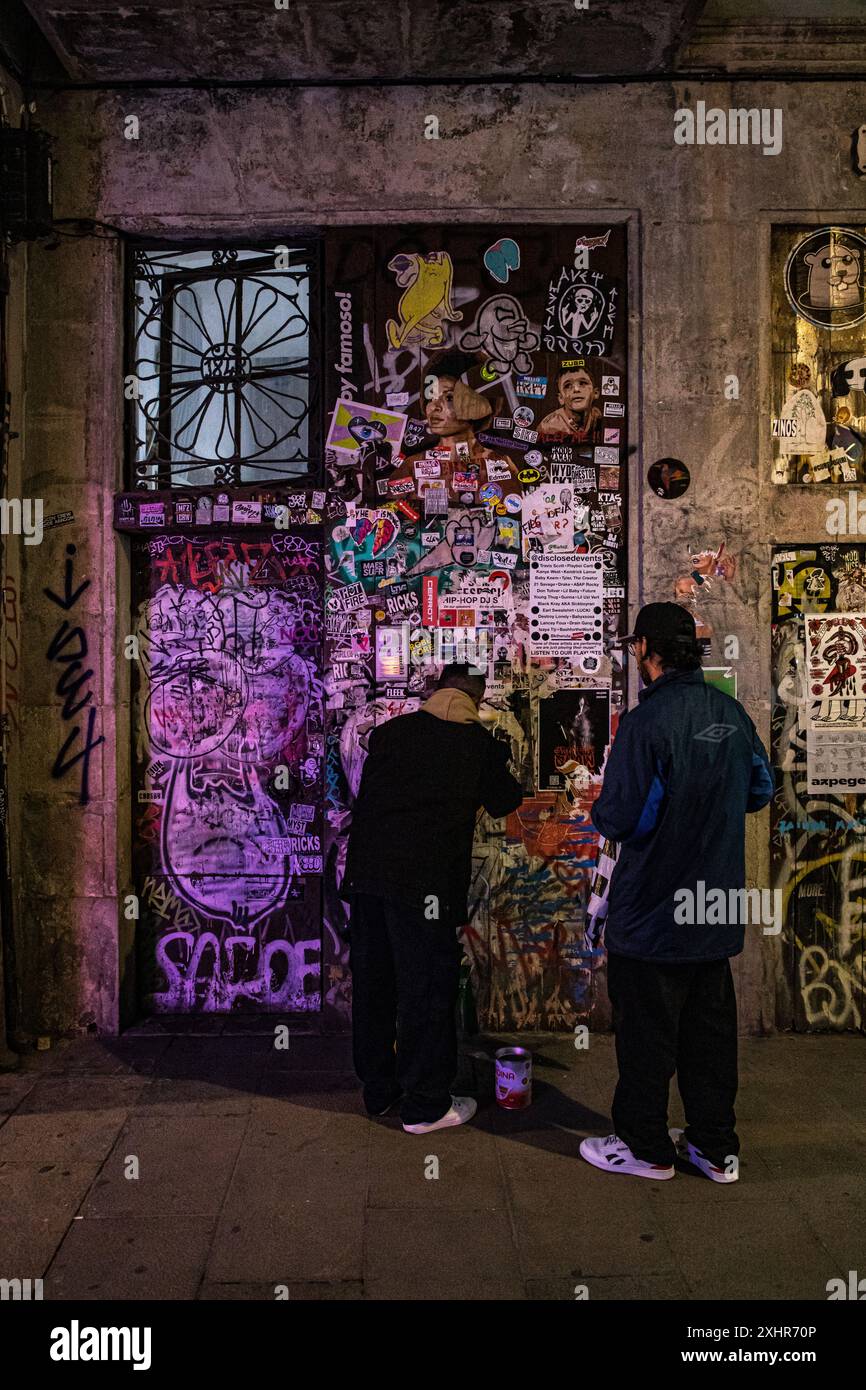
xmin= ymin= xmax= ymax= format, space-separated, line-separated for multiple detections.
xmin=0 ymin=1030 xmax=861 ymax=1301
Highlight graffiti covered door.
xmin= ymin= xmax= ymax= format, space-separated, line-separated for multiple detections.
xmin=130 ymin=527 xmax=325 ymax=1015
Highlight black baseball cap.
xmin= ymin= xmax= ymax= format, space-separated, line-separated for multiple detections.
xmin=614 ymin=602 xmax=697 ymax=648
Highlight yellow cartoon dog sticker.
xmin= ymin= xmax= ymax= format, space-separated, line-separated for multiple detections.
xmin=386 ymin=251 xmax=462 ymax=350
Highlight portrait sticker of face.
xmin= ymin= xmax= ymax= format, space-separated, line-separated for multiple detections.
xmin=538 ymin=364 xmax=603 ymax=442
xmin=421 ymin=374 xmax=491 ymax=438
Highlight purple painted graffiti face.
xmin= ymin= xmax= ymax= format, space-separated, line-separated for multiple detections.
xmin=143 ymin=584 xmax=316 ymax=928
xmin=148 ymin=652 xmax=247 ymax=759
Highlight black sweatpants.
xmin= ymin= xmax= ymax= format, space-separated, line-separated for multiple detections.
xmin=349 ymin=892 xmax=462 ymax=1125
xmin=607 ymin=952 xmax=740 ymax=1168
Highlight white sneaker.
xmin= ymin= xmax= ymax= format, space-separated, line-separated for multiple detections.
xmin=670 ymin=1128 xmax=739 ymax=1183
xmin=403 ymin=1096 xmax=477 ymax=1134
xmin=579 ymin=1133 xmax=675 ymax=1180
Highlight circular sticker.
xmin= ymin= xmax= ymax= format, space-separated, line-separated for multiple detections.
xmin=784 ymin=227 xmax=866 ymax=330
xmin=480 ymin=482 xmax=503 ymax=502
xmin=518 ymin=467 xmax=541 ymax=485
xmin=648 ymin=457 xmax=690 ymax=499
xmin=513 ymin=405 xmax=535 ymax=427
xmin=504 ymin=493 xmax=523 ymax=513
xmin=525 ymin=449 xmax=543 ymax=466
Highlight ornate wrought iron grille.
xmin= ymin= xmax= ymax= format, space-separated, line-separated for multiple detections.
xmin=127 ymin=244 xmax=320 ymax=488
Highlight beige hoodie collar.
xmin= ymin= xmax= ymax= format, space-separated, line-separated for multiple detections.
xmin=422 ymin=688 xmax=481 ymax=725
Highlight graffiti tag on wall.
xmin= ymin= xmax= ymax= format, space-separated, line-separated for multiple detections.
xmin=44 ymin=544 xmax=104 ymax=806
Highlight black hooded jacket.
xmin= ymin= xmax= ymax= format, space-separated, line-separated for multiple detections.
xmin=341 ymin=703 xmax=523 ymax=917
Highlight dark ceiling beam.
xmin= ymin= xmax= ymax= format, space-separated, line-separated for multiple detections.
xmin=15 ymin=0 xmax=709 ymax=84
xmin=23 ymin=69 xmax=866 ymax=91
xmin=0 ymin=0 xmax=71 ymax=88
xmin=11 ymin=2 xmax=866 ymax=90
xmin=659 ymin=0 xmax=710 ymax=68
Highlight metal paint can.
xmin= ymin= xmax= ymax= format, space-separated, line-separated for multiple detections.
xmin=495 ymin=1046 xmax=532 ymax=1109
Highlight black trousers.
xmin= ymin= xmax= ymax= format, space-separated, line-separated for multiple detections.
xmin=607 ymin=952 xmax=740 ymax=1168
xmin=349 ymin=892 xmax=462 ymax=1125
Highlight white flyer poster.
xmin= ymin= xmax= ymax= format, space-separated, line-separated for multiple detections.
xmin=528 ymin=552 xmax=605 ymax=657
xmin=522 ymin=485 xmax=574 ymax=559
xmin=806 ymin=726 xmax=866 ymax=793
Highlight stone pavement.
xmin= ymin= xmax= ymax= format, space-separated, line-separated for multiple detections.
xmin=0 ymin=1030 xmax=863 ymax=1301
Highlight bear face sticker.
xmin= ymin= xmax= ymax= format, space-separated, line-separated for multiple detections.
xmin=784 ymin=228 xmax=866 ymax=330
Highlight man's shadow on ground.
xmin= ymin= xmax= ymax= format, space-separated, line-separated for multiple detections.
xmin=23 ymin=1031 xmax=611 ymax=1160
xmin=257 ymin=1037 xmax=614 ymax=1156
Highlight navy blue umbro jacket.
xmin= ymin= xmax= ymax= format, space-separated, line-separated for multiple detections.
xmin=590 ymin=668 xmax=774 ymax=963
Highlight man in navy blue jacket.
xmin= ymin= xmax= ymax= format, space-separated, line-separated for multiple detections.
xmin=580 ymin=604 xmax=774 ymax=1183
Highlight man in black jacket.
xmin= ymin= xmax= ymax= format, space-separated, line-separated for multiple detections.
xmin=580 ymin=604 xmax=774 ymax=1183
xmin=342 ymin=664 xmax=523 ymax=1134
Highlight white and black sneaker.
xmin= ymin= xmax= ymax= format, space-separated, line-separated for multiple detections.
xmin=403 ymin=1096 xmax=477 ymax=1134
xmin=579 ymin=1133 xmax=675 ymax=1180
xmin=670 ymin=1128 xmax=739 ymax=1183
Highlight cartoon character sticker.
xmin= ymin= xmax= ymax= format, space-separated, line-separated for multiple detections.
xmin=543 ymin=268 xmax=617 ymax=355
xmin=831 ymin=356 xmax=866 ymax=398
xmin=458 ymin=294 xmax=540 ymax=375
xmin=784 ymin=228 xmax=866 ymax=330
xmin=386 ymin=252 xmax=462 ymax=349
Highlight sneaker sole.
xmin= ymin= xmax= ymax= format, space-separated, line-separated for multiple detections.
xmin=403 ymin=1104 xmax=477 ymax=1134
xmin=579 ymin=1139 xmax=675 ymax=1180
xmin=685 ymin=1153 xmax=739 ymax=1183
xmin=670 ymin=1129 xmax=739 ymax=1183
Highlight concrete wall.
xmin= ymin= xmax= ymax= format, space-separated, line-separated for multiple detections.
xmin=3 ymin=65 xmax=127 ymax=1040
xmin=10 ymin=75 xmax=866 ymax=1037
xmin=0 ymin=63 xmax=27 ymax=1059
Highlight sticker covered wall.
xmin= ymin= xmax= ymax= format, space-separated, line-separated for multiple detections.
xmin=323 ymin=226 xmax=629 ymax=1030
xmin=772 ymin=225 xmax=866 ymax=485
xmin=770 ymin=544 xmax=866 ymax=1031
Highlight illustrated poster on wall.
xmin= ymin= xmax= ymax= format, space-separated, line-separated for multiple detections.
xmin=537 ymin=688 xmax=611 ymax=793
xmin=805 ymin=612 xmax=866 ymax=725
